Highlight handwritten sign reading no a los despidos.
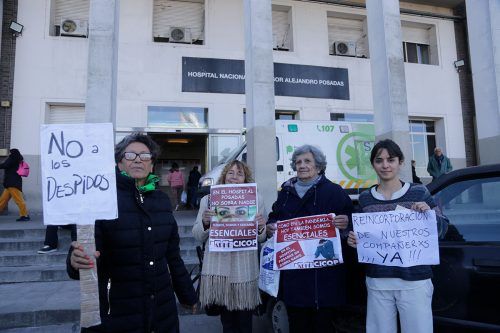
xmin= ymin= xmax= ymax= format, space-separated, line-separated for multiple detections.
xmin=352 ymin=209 xmax=439 ymax=267
xmin=40 ymin=123 xmax=118 ymax=225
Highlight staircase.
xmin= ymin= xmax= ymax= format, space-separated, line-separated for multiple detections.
xmin=0 ymin=210 xmax=201 ymax=332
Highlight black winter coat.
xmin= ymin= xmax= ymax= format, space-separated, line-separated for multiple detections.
xmin=0 ymin=152 xmax=23 ymax=190
xmin=67 ymin=172 xmax=197 ymax=333
xmin=268 ymin=175 xmax=353 ymax=308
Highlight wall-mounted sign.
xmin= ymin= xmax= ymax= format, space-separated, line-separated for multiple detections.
xmin=182 ymin=57 xmax=349 ymax=100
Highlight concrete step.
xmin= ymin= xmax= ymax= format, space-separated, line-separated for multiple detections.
xmin=1 ymin=323 xmax=80 ymax=333
xmin=0 ymin=250 xmax=69 ymax=267
xmin=0 ymin=237 xmax=72 ymax=251
xmin=0 ymin=280 xmax=208 ymax=330
xmin=0 ymin=281 xmax=80 ymax=330
xmin=0 ymin=228 xmax=64 ymax=239
xmin=0 ymin=264 xmax=70 ymax=283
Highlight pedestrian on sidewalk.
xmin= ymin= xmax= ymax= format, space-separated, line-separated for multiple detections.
xmin=37 ymin=224 xmax=77 ymax=254
xmin=427 ymin=147 xmax=452 ymax=181
xmin=67 ymin=132 xmax=197 ymax=333
xmin=0 ymin=148 xmax=30 ymax=221
xmin=192 ymin=160 xmax=267 ymax=333
xmin=167 ymin=162 xmax=184 ymax=211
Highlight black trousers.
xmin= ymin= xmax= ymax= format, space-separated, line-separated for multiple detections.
xmin=219 ymin=308 xmax=253 ymax=333
xmin=286 ymin=306 xmax=335 ymax=333
xmin=44 ymin=224 xmax=77 ymax=248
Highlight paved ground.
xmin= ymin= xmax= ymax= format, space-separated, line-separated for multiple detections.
xmin=0 ymin=210 xmax=272 ymax=332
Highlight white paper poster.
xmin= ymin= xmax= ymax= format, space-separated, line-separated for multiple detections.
xmin=352 ymin=209 xmax=439 ymax=267
xmin=273 ymin=214 xmax=343 ymax=270
xmin=40 ymin=123 xmax=118 ymax=225
xmin=208 ymin=183 xmax=258 ymax=252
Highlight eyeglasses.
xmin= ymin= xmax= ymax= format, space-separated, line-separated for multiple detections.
xmin=123 ymin=152 xmax=152 ymax=161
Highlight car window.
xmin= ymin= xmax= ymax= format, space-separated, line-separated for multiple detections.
xmin=433 ymin=176 xmax=500 ymax=242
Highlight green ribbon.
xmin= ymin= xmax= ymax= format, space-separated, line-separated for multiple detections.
xmin=120 ymin=171 xmax=159 ymax=193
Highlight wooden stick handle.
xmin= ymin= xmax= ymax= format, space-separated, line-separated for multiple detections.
xmin=77 ymin=224 xmax=101 ymax=328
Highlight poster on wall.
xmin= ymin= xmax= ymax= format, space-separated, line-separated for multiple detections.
xmin=208 ymin=183 xmax=258 ymax=252
xmin=273 ymin=214 xmax=343 ymax=270
xmin=182 ymin=57 xmax=349 ymax=100
xmin=352 ymin=209 xmax=440 ymax=267
xmin=40 ymin=123 xmax=118 ymax=225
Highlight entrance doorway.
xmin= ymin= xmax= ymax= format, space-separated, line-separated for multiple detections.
xmin=150 ymin=133 xmax=207 ymax=209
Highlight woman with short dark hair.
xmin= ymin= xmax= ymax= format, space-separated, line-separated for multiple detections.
xmin=67 ymin=132 xmax=197 ymax=333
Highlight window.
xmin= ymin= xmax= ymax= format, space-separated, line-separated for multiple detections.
xmin=148 ymin=106 xmax=207 ymax=128
xmin=403 ymin=42 xmax=430 ymax=64
xmin=50 ymin=0 xmax=89 ymax=37
xmin=276 ymin=110 xmax=297 ymax=120
xmin=401 ymin=21 xmax=438 ymax=65
xmin=209 ymin=135 xmax=241 ymax=169
xmin=434 ymin=177 xmax=500 ymax=242
xmin=327 ymin=12 xmax=368 ymax=58
xmin=410 ymin=120 xmax=436 ymax=178
xmin=243 ymin=110 xmax=297 ymax=127
xmin=47 ymin=104 xmax=85 ymax=124
xmin=330 ymin=113 xmax=373 ymax=122
xmin=152 ymin=0 xmax=205 ymax=44
xmin=272 ymin=5 xmax=293 ymax=51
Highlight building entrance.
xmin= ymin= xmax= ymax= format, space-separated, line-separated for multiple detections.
xmin=150 ymin=133 xmax=207 ymax=209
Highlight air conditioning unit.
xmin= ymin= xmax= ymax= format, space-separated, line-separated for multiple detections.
xmin=333 ymin=41 xmax=356 ymax=57
xmin=169 ymin=27 xmax=192 ymax=43
xmin=60 ymin=18 xmax=88 ymax=37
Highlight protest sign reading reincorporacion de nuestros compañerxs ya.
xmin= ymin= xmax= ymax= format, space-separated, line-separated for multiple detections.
xmin=40 ymin=123 xmax=118 ymax=225
xmin=273 ymin=214 xmax=343 ymax=270
xmin=208 ymin=183 xmax=258 ymax=252
xmin=352 ymin=208 xmax=439 ymax=267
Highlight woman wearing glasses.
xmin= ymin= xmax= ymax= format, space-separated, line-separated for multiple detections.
xmin=67 ymin=132 xmax=197 ymax=333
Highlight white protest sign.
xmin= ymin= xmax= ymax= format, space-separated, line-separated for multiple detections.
xmin=273 ymin=214 xmax=343 ymax=270
xmin=208 ymin=183 xmax=258 ymax=252
xmin=352 ymin=209 xmax=439 ymax=267
xmin=40 ymin=123 xmax=118 ymax=225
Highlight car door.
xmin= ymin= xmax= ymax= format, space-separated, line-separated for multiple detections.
xmin=431 ymin=175 xmax=500 ymax=331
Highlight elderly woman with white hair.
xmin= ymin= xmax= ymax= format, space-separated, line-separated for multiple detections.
xmin=267 ymin=144 xmax=353 ymax=333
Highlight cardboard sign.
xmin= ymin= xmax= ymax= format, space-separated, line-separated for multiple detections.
xmin=352 ymin=209 xmax=440 ymax=267
xmin=208 ymin=183 xmax=258 ymax=252
xmin=40 ymin=123 xmax=118 ymax=225
xmin=273 ymin=214 xmax=343 ymax=270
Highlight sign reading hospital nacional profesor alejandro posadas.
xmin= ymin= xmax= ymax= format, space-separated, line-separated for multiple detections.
xmin=182 ymin=57 xmax=349 ymax=100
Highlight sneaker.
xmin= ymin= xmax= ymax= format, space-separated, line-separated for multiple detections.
xmin=37 ymin=245 xmax=57 ymax=254
xmin=16 ymin=215 xmax=30 ymax=221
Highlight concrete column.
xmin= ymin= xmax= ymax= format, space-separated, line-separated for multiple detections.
xmin=243 ymin=0 xmax=277 ymax=213
xmin=466 ymin=0 xmax=500 ymax=165
xmin=0 ymin=0 xmax=3 ymax=59
xmin=80 ymin=1 xmax=119 ymax=328
xmin=366 ymin=0 xmax=411 ymax=181
xmin=85 ymin=0 xmax=119 ymax=124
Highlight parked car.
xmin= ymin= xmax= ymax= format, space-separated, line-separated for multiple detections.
xmin=266 ymin=164 xmax=500 ymax=333
xmin=427 ymin=163 xmax=500 ymax=332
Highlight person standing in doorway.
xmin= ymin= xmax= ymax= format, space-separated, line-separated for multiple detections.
xmin=167 ymin=162 xmax=184 ymax=211
xmin=427 ymin=147 xmax=452 ymax=181
xmin=0 ymin=149 xmax=30 ymax=221
xmin=187 ymin=166 xmax=201 ymax=209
